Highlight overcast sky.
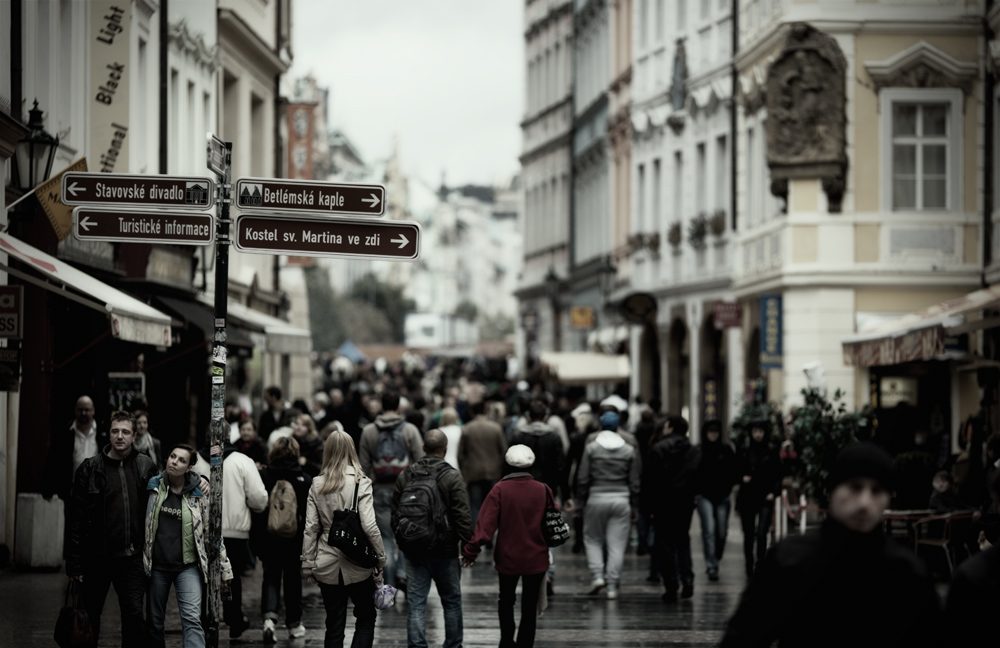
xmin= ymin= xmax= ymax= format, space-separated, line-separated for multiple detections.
xmin=290 ymin=1 xmax=524 ymax=189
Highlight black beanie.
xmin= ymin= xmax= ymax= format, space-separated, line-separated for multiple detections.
xmin=826 ymin=442 xmax=894 ymax=492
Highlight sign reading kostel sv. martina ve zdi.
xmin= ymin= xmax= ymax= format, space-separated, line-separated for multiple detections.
xmin=234 ymin=214 xmax=419 ymax=261
xmin=73 ymin=207 xmax=214 ymax=246
xmin=235 ymin=177 xmax=385 ymax=217
xmin=61 ymin=172 xmax=216 ymax=209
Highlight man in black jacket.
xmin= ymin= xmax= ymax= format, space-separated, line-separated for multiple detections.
xmin=66 ymin=410 xmax=157 ymax=647
xmin=650 ymin=415 xmax=701 ymax=601
xmin=392 ymin=429 xmax=473 ymax=648
xmin=721 ymin=443 xmax=943 ymax=648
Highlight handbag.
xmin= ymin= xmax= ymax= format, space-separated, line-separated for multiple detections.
xmin=54 ymin=579 xmax=95 ymax=648
xmin=327 ymin=471 xmax=379 ymax=568
xmin=541 ymin=486 xmax=571 ymax=547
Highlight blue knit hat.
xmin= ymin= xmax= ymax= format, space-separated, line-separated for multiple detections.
xmin=599 ymin=411 xmax=620 ymax=431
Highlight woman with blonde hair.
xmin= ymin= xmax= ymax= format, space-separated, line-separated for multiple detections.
xmin=301 ymin=430 xmax=385 ymax=648
xmin=292 ymin=413 xmax=324 ymax=477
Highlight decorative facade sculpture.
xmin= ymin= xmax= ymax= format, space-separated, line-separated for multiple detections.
xmin=765 ymin=23 xmax=847 ymax=212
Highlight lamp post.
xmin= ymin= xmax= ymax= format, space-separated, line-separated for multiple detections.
xmin=598 ymin=254 xmax=617 ymax=304
xmin=11 ymin=100 xmax=59 ymax=193
xmin=544 ymin=266 xmax=562 ymax=352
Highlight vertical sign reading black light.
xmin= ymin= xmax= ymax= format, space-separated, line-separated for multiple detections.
xmin=760 ymin=294 xmax=783 ymax=370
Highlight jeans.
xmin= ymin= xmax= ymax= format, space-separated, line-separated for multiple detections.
xmin=655 ymin=503 xmax=695 ymax=592
xmin=404 ymin=556 xmax=463 ymax=648
xmin=81 ymin=554 xmax=147 ymax=648
xmin=223 ymin=537 xmax=251 ymax=627
xmin=467 ymin=480 xmax=494 ymax=529
xmin=261 ymin=544 xmax=303 ymax=627
xmin=148 ymin=566 xmax=204 ymax=648
xmin=583 ymin=492 xmax=632 ymax=586
xmin=498 ymin=572 xmax=546 ymax=648
xmin=319 ymin=576 xmax=377 ymax=648
xmin=695 ymin=495 xmax=731 ymax=575
xmin=374 ymin=487 xmax=404 ymax=586
xmin=740 ymin=500 xmax=774 ymax=575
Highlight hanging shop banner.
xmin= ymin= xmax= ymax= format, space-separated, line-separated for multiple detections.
xmin=713 ymin=301 xmax=741 ymax=329
xmin=570 ymin=306 xmax=596 ymax=329
xmin=90 ymin=1 xmax=131 ymax=174
xmin=760 ymin=294 xmax=783 ymax=370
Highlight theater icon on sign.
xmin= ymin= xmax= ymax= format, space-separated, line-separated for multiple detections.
xmin=185 ymin=182 xmax=210 ymax=206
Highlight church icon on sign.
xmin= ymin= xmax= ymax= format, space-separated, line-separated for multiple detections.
xmin=185 ymin=182 xmax=209 ymax=205
xmin=240 ymin=183 xmax=263 ymax=206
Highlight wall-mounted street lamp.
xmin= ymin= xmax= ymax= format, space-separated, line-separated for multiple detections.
xmin=598 ymin=254 xmax=617 ymax=301
xmin=11 ymin=100 xmax=59 ymax=193
xmin=543 ymin=266 xmax=562 ymax=352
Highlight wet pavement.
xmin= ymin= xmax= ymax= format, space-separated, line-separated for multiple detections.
xmin=0 ymin=516 xmax=951 ymax=647
xmin=3 ymin=521 xmax=746 ymax=647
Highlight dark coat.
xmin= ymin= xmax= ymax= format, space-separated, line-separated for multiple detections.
xmin=945 ymin=545 xmax=1000 ymax=644
xmin=391 ymin=456 xmax=473 ymax=559
xmin=648 ymin=434 xmax=701 ymax=511
xmin=696 ymin=439 xmax=739 ymax=503
xmin=66 ymin=446 xmax=157 ymax=575
xmin=736 ymin=439 xmax=782 ymax=511
xmin=254 ymin=456 xmax=312 ymax=562
xmin=296 ymin=434 xmax=324 ymax=478
xmin=510 ymin=422 xmax=568 ymax=500
xmin=721 ymin=518 xmax=942 ymax=648
xmin=235 ymin=436 xmax=269 ymax=467
xmin=41 ymin=421 xmax=109 ymax=501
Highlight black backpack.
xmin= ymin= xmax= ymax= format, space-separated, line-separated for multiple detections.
xmin=391 ymin=463 xmax=452 ymax=555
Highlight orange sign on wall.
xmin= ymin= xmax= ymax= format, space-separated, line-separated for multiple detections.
xmin=570 ymin=306 xmax=596 ymax=329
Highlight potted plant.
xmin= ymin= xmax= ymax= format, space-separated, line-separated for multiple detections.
xmin=667 ymin=221 xmax=682 ymax=247
xmin=710 ymin=209 xmax=726 ymax=236
xmin=646 ymin=231 xmax=661 ymax=253
xmin=687 ymin=213 xmax=708 ymax=248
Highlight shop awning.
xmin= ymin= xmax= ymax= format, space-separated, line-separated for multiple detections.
xmin=197 ymin=294 xmax=312 ymax=356
xmin=0 ymin=232 xmax=172 ymax=346
xmin=540 ymin=351 xmax=630 ymax=385
xmin=154 ymin=296 xmax=253 ymax=350
xmin=842 ymin=284 xmax=1000 ymax=367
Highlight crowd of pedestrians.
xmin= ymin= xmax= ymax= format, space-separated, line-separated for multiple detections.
xmin=42 ymin=356 xmax=1000 ymax=647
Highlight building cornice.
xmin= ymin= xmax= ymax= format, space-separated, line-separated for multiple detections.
xmin=526 ymin=1 xmax=574 ymax=39
xmin=521 ymin=95 xmax=574 ymax=129
xmin=218 ymin=7 xmax=288 ymax=76
xmin=731 ymin=269 xmax=982 ymax=299
xmin=520 ymin=131 xmax=573 ymax=165
xmin=0 ymin=111 xmax=29 ymax=160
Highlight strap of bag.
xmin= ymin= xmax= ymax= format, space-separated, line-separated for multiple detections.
xmin=350 ymin=468 xmax=361 ymax=512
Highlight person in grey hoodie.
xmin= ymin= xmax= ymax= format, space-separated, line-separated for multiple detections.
xmin=358 ymin=391 xmax=425 ymax=588
xmin=576 ymin=411 xmax=640 ymax=599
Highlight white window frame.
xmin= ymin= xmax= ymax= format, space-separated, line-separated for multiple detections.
xmin=879 ymin=88 xmax=963 ymax=213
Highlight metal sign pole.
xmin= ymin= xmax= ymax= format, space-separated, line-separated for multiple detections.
xmin=205 ymin=139 xmax=232 ymax=648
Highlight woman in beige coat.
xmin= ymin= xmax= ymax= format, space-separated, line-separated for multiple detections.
xmin=301 ymin=430 xmax=386 ymax=648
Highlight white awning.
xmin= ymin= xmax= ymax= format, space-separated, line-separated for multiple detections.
xmin=540 ymin=351 xmax=630 ymax=385
xmin=0 ymin=232 xmax=172 ymax=346
xmin=198 ymin=294 xmax=312 ymax=356
xmin=842 ymin=284 xmax=1000 ymax=367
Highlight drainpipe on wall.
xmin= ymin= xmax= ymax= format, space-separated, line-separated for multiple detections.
xmin=984 ymin=13 xmax=994 ymax=286
xmin=11 ymin=0 xmax=22 ymax=121
xmin=730 ymin=0 xmax=738 ymax=234
xmin=159 ymin=0 xmax=168 ymax=174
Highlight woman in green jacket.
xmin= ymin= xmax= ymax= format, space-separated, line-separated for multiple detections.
xmin=144 ymin=443 xmax=233 ymax=648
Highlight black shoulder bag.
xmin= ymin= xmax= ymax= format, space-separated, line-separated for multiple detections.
xmin=328 ymin=471 xmax=379 ymax=568
xmin=541 ymin=486 xmax=571 ymax=547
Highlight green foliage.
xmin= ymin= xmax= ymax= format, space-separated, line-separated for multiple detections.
xmin=348 ymin=273 xmax=416 ymax=343
xmin=788 ymin=387 xmax=877 ymax=502
xmin=304 ymin=266 xmax=346 ymax=352
xmin=730 ymin=378 xmax=783 ymax=448
xmin=454 ymin=300 xmax=478 ymax=322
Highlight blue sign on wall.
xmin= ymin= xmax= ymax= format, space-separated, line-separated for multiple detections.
xmin=760 ymin=294 xmax=783 ymax=370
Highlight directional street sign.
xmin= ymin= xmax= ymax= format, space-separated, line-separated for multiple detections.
xmin=61 ymin=172 xmax=216 ymax=209
xmin=73 ymin=207 xmax=215 ymax=245
xmin=207 ymin=133 xmax=226 ymax=176
xmin=234 ymin=177 xmax=385 ymax=217
xmin=233 ymin=214 xmax=419 ymax=261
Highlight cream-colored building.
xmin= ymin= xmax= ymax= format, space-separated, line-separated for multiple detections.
xmin=733 ymin=1 xmax=985 ymax=450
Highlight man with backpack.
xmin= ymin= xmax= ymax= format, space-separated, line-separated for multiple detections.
xmin=391 ymin=428 xmax=473 ymax=648
xmin=359 ymin=391 xmax=425 ymax=588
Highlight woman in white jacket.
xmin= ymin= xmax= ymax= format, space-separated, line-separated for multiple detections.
xmin=301 ymin=429 xmax=386 ymax=648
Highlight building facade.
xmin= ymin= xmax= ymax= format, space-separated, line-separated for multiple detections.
xmin=516 ymin=0 xmax=575 ymax=372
